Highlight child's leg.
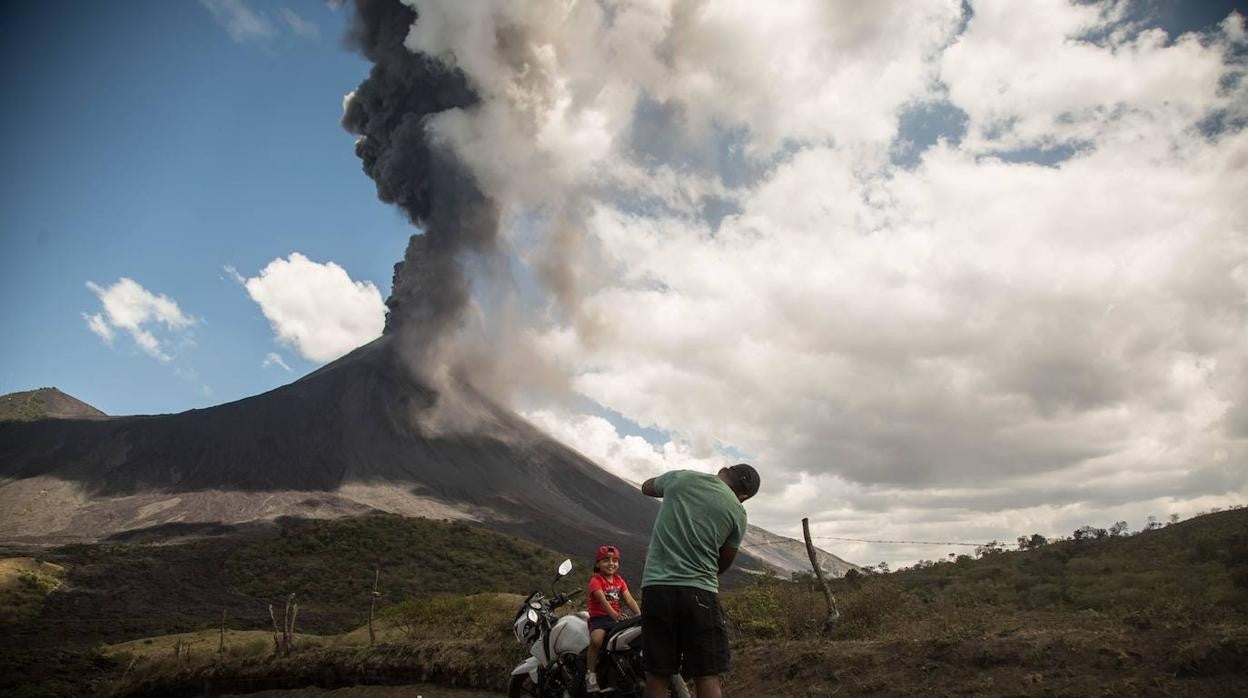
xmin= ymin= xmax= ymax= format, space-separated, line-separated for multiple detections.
xmin=588 ymin=628 xmax=605 ymax=672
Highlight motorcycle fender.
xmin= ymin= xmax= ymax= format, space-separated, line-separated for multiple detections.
xmin=511 ymin=655 xmax=540 ymax=681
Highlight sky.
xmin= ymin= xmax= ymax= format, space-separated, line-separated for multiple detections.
xmin=2 ymin=0 xmax=1246 ymax=568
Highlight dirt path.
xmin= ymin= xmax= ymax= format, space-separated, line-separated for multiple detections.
xmin=224 ymin=685 xmax=503 ymax=697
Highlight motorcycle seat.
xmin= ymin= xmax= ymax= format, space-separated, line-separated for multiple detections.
xmin=602 ymin=614 xmax=642 ymax=643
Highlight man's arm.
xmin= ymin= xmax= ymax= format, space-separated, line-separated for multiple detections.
xmin=641 ymin=477 xmax=661 ymax=498
xmin=717 ymin=544 xmax=738 ymax=574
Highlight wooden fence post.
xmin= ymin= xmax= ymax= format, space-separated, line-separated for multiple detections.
xmin=368 ymin=565 xmax=380 ymax=646
xmin=289 ymin=601 xmax=299 ymax=651
xmin=219 ymin=609 xmax=226 ymax=655
xmin=269 ymin=604 xmax=281 ymax=655
xmin=802 ymin=517 xmax=839 ymax=634
xmin=282 ymin=593 xmax=297 ymax=653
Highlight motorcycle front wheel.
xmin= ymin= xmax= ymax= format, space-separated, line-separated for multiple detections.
xmin=507 ymin=673 xmax=539 ymax=698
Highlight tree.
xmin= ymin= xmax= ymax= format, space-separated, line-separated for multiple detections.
xmin=975 ymin=540 xmax=1005 ymax=557
xmin=1072 ymin=525 xmax=1107 ymax=542
xmin=1018 ymin=533 xmax=1047 ymax=550
xmin=1109 ymin=521 xmax=1129 ymax=537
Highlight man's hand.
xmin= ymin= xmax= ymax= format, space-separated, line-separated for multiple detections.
xmin=717 ymin=544 xmax=738 ymax=574
xmin=641 ymin=477 xmax=661 ymax=498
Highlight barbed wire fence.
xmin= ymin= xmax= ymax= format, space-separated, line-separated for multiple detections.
xmin=741 ymin=535 xmax=987 ymax=549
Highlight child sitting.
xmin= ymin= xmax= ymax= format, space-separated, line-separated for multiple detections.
xmin=585 ymin=544 xmax=640 ymax=693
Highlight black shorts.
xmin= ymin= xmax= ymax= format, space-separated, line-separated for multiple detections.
xmin=641 ymin=585 xmax=729 ymax=677
xmin=588 ymin=616 xmax=616 ymax=634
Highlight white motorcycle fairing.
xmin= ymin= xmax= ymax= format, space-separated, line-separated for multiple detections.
xmin=511 ymin=655 xmax=540 ymax=682
xmin=605 ymin=624 xmax=642 ymax=652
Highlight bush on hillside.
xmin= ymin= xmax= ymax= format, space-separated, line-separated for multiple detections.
xmin=224 ymin=514 xmax=568 ymax=622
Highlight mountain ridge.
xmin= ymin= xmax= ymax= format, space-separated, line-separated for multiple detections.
xmin=0 ymin=337 xmax=856 ymax=578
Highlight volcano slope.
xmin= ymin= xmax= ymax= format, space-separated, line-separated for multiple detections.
xmin=0 ymin=336 xmax=839 ymax=579
xmin=0 ymin=337 xmax=655 ymax=560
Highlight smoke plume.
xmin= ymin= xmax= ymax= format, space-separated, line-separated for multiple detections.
xmin=341 ymin=0 xmax=498 ymax=369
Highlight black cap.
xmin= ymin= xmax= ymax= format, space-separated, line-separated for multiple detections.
xmin=728 ymin=463 xmax=760 ymax=499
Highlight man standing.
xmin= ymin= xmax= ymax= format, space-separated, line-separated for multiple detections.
xmin=639 ymin=464 xmax=761 ymax=698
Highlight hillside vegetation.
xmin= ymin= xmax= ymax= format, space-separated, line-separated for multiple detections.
xmin=0 ymin=515 xmax=572 ymax=697
xmin=719 ymin=506 xmax=1248 ymax=694
xmin=225 ymin=514 xmax=574 ymax=620
xmin=0 ymin=557 xmax=65 ymax=624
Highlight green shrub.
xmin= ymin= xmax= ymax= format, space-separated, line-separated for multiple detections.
xmin=723 ymin=576 xmax=784 ymax=639
xmin=1023 ymin=582 xmax=1062 ymax=609
xmin=378 ymin=593 xmax=516 ymax=644
xmin=226 ymin=639 xmax=271 ymax=659
xmin=16 ymin=570 xmax=57 ymax=594
xmin=832 ymin=579 xmax=911 ymax=641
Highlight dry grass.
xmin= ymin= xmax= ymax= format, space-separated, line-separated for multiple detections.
xmin=0 ymin=557 xmax=65 ymax=624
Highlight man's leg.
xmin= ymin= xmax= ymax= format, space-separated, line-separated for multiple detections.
xmin=642 ymin=586 xmax=680 ymax=695
xmin=644 ymin=672 xmax=671 ymax=698
xmin=678 ymin=589 xmax=729 ymax=697
xmin=692 ymin=675 xmax=722 ymax=698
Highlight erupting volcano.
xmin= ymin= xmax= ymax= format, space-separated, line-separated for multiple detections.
xmin=0 ymin=0 xmax=855 ymax=581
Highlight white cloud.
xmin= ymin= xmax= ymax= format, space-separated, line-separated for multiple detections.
xmin=222 ymin=265 xmax=246 ymax=284
xmin=200 ymin=0 xmax=274 ymax=43
xmin=382 ymin=1 xmax=1248 ymax=566
xmin=82 ymin=313 xmax=114 ymax=344
xmin=240 ymin=253 xmax=385 ymax=363
xmin=279 ymin=8 xmax=320 ymax=39
xmin=941 ymin=1 xmax=1245 ymax=151
xmin=523 ymin=408 xmax=725 ymax=485
xmin=84 ymin=278 xmax=195 ymax=363
xmin=262 ymin=352 xmax=293 ymax=372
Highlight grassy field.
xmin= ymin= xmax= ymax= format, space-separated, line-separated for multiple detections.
xmin=4 ymin=508 xmax=1247 ymax=696
xmin=0 ymin=557 xmax=65 ymax=624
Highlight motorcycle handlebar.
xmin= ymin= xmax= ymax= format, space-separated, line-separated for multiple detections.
xmin=550 ymin=589 xmax=582 ymax=609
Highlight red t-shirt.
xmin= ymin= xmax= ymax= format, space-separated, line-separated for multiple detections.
xmin=586 ymin=573 xmax=629 ymax=618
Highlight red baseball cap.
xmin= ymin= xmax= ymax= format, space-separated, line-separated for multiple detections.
xmin=595 ymin=545 xmax=621 ymax=562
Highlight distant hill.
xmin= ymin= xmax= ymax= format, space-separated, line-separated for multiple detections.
xmin=0 ymin=388 xmax=106 ymax=422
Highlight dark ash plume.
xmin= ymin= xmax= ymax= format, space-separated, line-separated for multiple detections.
xmin=341 ymin=0 xmax=499 ymax=362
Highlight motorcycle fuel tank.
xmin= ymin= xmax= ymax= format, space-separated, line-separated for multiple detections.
xmin=536 ymin=611 xmax=589 ymax=659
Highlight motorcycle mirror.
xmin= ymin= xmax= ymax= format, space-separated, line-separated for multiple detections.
xmin=557 ymin=559 xmax=572 ymax=577
xmin=527 ymin=608 xmax=538 ymax=623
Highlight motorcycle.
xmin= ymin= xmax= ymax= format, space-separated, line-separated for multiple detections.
xmin=508 ymin=559 xmax=690 ymax=698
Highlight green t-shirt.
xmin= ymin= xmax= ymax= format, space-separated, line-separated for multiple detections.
xmin=641 ymin=470 xmax=747 ymax=592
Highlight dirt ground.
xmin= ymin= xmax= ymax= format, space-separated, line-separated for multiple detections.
xmin=722 ymin=627 xmax=1248 ymax=697
xmin=225 ymin=686 xmax=502 ymax=697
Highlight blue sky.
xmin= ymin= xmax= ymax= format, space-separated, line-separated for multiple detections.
xmin=1 ymin=1 xmax=413 ymax=414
